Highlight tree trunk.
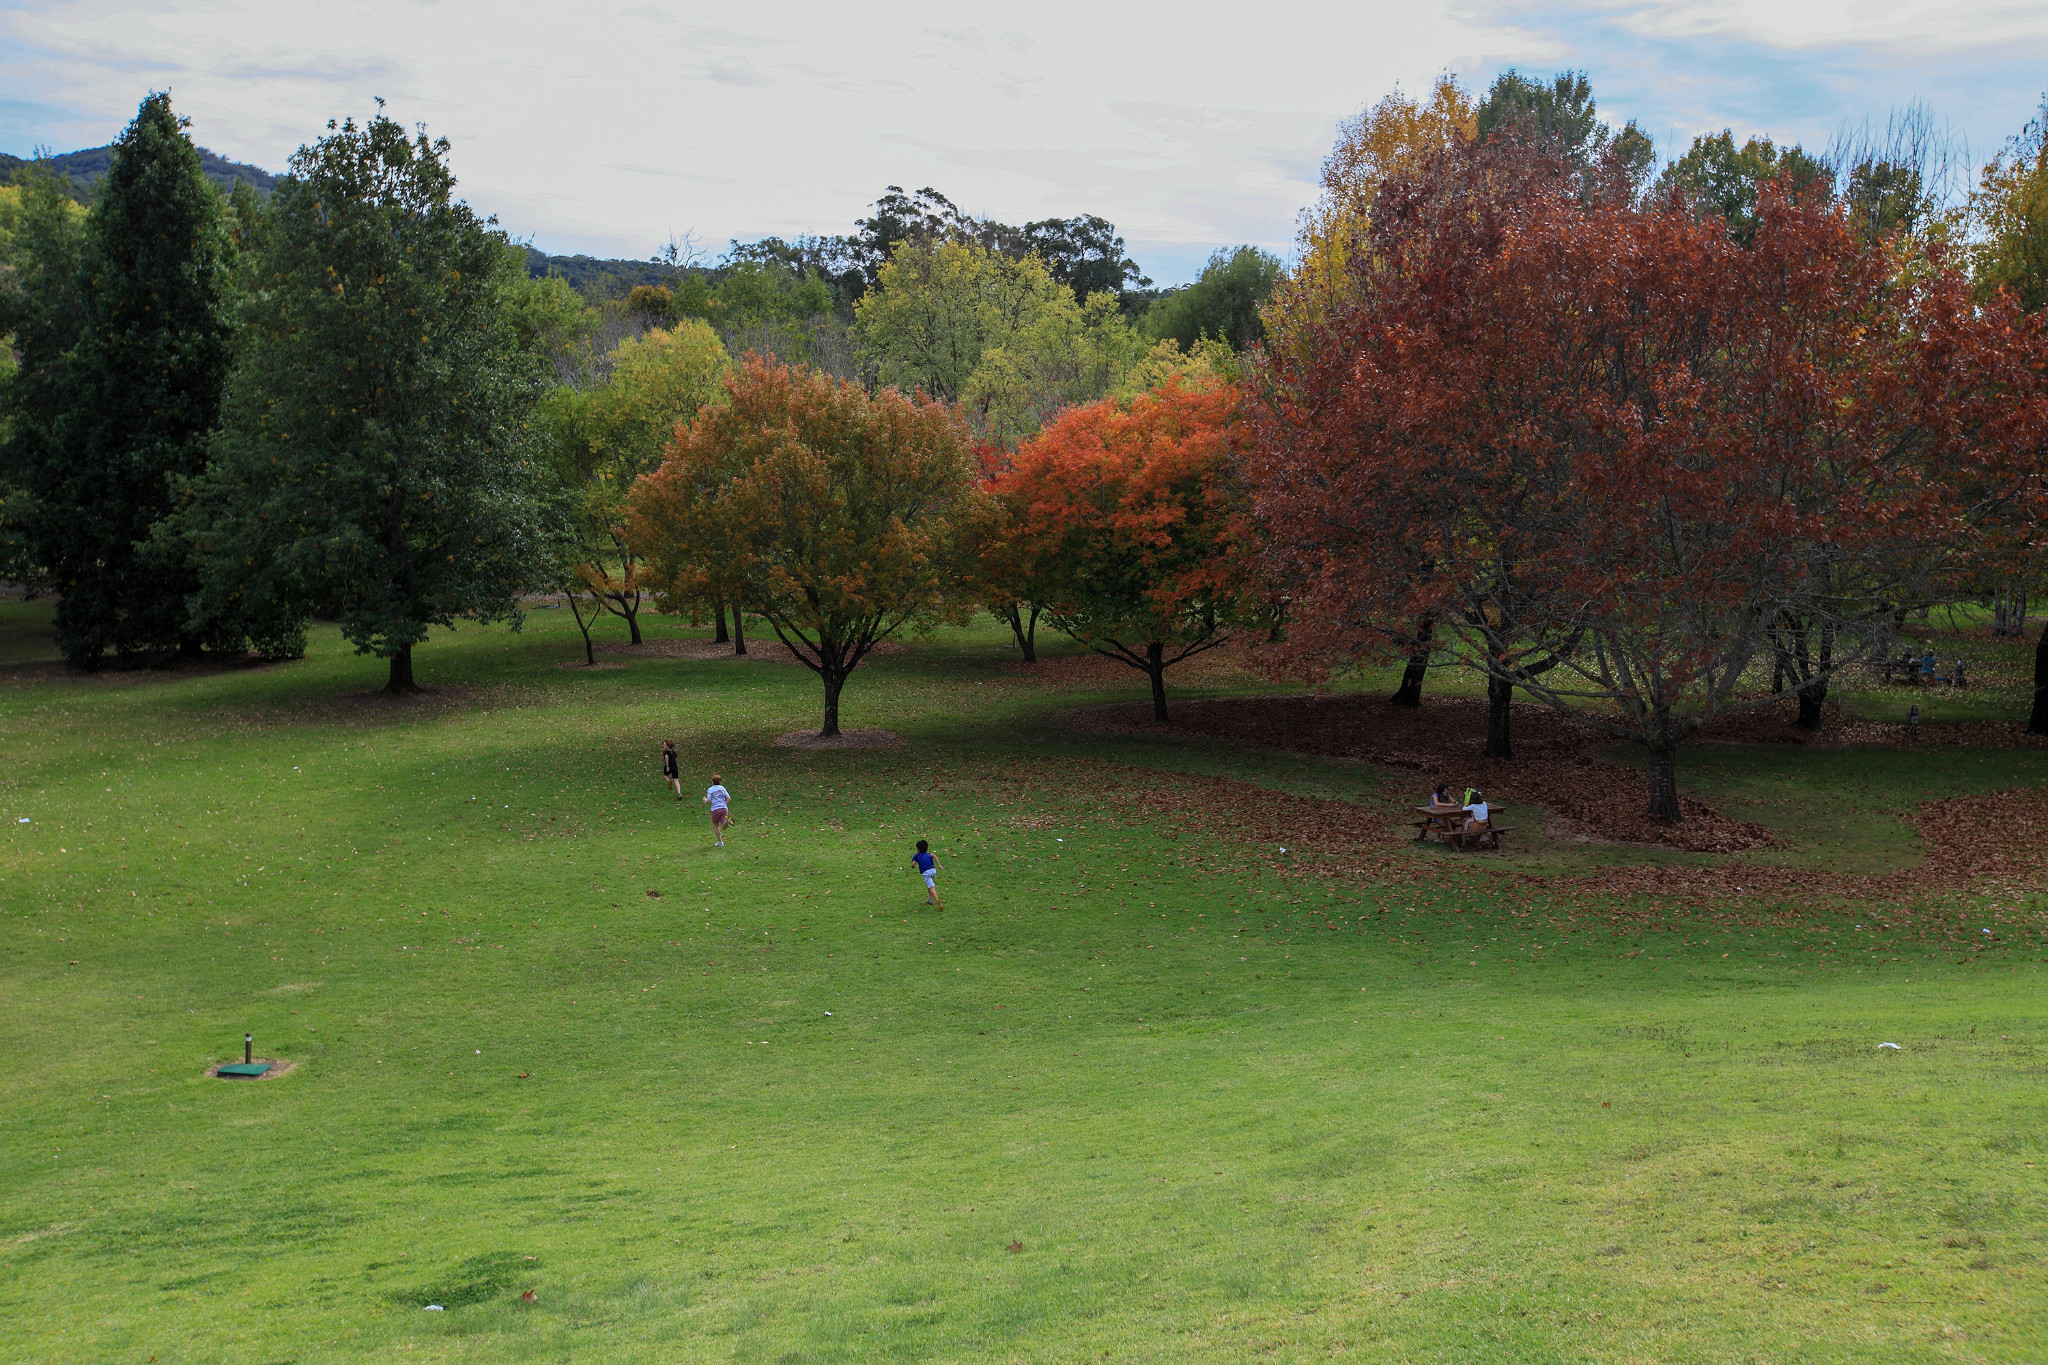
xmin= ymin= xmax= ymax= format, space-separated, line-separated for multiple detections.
xmin=713 ymin=601 xmax=729 ymax=643
xmin=1389 ymin=651 xmax=1428 ymax=706
xmin=1147 ymin=641 xmax=1169 ymax=723
xmin=1389 ymin=617 xmax=1434 ymax=706
xmin=995 ymin=602 xmax=1040 ymax=661
xmin=1794 ymin=677 xmax=1828 ymax=730
xmin=1483 ymin=672 xmax=1514 ymax=759
xmin=624 ymin=598 xmax=642 ymax=645
xmin=1646 ymin=736 xmax=1681 ymax=824
xmin=821 ymin=667 xmax=844 ymax=737
xmin=2029 ymin=618 xmax=2048 ymax=736
xmin=1791 ymin=619 xmax=1831 ymax=730
xmin=386 ymin=644 xmax=418 ymax=695
xmin=732 ymin=610 xmax=747 ymax=656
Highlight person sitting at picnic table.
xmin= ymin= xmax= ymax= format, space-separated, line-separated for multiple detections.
xmin=1463 ymin=791 xmax=1490 ymax=832
xmin=1430 ymin=782 xmax=1453 ymax=807
xmin=1920 ymin=649 xmax=1937 ymax=681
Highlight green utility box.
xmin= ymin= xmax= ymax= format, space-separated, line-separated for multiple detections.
xmin=217 ymin=1062 xmax=271 ymax=1078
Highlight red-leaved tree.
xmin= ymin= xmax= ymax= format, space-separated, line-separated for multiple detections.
xmin=991 ymin=380 xmax=1256 ymax=721
xmin=1252 ymin=137 xmax=2047 ymax=820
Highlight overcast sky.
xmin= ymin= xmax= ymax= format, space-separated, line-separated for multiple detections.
xmin=4 ymin=0 xmax=2046 ymax=285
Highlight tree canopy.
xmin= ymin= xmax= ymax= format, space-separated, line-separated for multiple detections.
xmin=1143 ymin=246 xmax=1282 ymax=352
xmin=992 ymin=379 xmax=1253 ymax=721
xmin=177 ymin=111 xmax=551 ymax=690
xmin=631 ymin=357 xmax=984 ymax=735
xmin=1251 ymin=133 xmax=2047 ymax=820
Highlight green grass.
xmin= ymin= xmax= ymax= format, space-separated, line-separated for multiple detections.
xmin=2 ymin=597 xmax=2045 ymax=1363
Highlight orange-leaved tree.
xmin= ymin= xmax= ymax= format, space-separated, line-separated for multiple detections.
xmin=992 ymin=379 xmax=1255 ymax=722
xmin=631 ymin=357 xmax=985 ymax=736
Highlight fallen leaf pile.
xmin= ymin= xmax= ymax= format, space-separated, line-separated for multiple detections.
xmin=1558 ymin=786 xmax=2048 ymax=909
xmin=1699 ymin=695 xmax=2047 ymax=749
xmin=594 ymin=638 xmax=910 ymax=665
xmin=1072 ymin=694 xmax=1774 ymax=853
xmin=1005 ymin=647 xmax=1258 ymax=688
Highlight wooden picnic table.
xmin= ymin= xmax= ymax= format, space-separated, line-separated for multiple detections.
xmin=1411 ymin=804 xmax=1510 ymax=850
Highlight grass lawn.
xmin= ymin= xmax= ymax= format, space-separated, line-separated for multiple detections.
xmin=2 ymin=597 xmax=2045 ymax=1363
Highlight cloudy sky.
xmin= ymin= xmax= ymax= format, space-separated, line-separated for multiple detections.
xmin=4 ymin=0 xmax=2046 ymax=284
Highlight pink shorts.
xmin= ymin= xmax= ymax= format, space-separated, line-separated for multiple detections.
xmin=711 ymin=808 xmax=729 ymax=828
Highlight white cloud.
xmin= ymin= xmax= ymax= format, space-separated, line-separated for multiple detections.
xmin=3 ymin=0 xmax=2044 ymax=283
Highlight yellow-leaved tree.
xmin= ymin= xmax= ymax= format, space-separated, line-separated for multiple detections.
xmin=1266 ymin=74 xmax=1476 ymax=366
xmin=542 ymin=321 xmax=729 ymax=652
xmin=854 ymin=238 xmax=1191 ymax=445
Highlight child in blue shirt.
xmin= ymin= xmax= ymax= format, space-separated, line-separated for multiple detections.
xmin=912 ymin=839 xmax=943 ymax=909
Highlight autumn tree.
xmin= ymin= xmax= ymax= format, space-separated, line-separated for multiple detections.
xmin=1970 ymin=96 xmax=2048 ymax=730
xmin=1252 ymin=136 xmax=2033 ymax=819
xmin=547 ymin=321 xmax=730 ymax=644
xmin=992 ymin=379 xmax=1253 ymax=722
xmin=1262 ymin=75 xmax=1477 ymax=705
xmin=632 ymin=358 xmax=983 ymax=736
xmin=177 ymin=111 xmax=550 ymax=692
xmin=1271 ymin=74 xmax=1475 ymax=350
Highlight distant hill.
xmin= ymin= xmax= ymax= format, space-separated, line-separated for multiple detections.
xmin=524 ymin=247 xmax=672 ymax=293
xmin=0 ymin=145 xmax=280 ymax=199
xmin=2 ymin=147 xmax=664 ymax=297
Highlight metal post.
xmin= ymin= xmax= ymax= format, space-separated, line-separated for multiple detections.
xmin=245 ymin=1033 xmax=253 ymax=1064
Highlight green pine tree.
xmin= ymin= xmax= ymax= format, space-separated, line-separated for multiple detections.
xmin=38 ymin=93 xmax=237 ymax=665
xmin=180 ymin=110 xmax=549 ymax=691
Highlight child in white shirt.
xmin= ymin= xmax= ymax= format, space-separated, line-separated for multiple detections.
xmin=704 ymin=774 xmax=733 ymax=847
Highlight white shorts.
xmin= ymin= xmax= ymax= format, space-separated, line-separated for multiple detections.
xmin=922 ymin=870 xmax=937 ymax=888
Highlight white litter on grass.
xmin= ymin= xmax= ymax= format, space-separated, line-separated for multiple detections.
xmin=1878 ymin=1042 xmax=1902 ymax=1050
xmin=1279 ymin=847 xmax=1288 ymax=853
xmin=1984 ymin=929 xmax=1994 ymax=935
xmin=424 ymin=1304 xmax=444 ymax=1311
xmin=824 ymin=1011 xmax=832 ymax=1016
xmin=16 ymin=817 xmax=27 ymax=823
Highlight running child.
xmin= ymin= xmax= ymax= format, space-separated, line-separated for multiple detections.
xmin=912 ymin=839 xmax=942 ymax=909
xmin=704 ymin=773 xmax=733 ymax=847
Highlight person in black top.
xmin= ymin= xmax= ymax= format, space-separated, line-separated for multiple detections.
xmin=661 ymin=740 xmax=681 ymax=799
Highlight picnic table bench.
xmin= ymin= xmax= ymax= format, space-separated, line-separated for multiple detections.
xmin=1411 ymin=805 xmax=1512 ymax=851
xmin=1880 ymin=655 xmax=1928 ymax=684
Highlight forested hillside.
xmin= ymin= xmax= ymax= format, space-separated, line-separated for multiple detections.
xmin=0 ymin=144 xmax=278 ymax=198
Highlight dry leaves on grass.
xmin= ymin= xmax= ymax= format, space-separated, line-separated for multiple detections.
xmin=1699 ymin=696 xmax=2047 ymax=749
xmin=1005 ymin=644 xmax=1259 ymax=688
xmin=598 ymin=639 xmax=908 ymax=665
xmin=976 ymin=727 xmax=2048 ymax=915
xmin=1563 ymin=786 xmax=2048 ymax=908
xmin=1074 ymin=695 xmax=1772 ymax=853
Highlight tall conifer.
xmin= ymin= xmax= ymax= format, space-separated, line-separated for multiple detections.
xmin=39 ymin=93 xmax=235 ymax=665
